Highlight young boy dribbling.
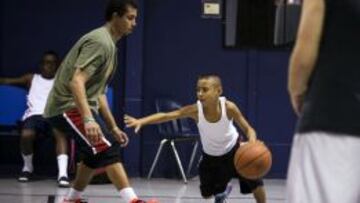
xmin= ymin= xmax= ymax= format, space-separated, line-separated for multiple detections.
xmin=125 ymin=74 xmax=266 ymax=203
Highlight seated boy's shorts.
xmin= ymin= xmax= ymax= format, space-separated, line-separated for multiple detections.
xmin=22 ymin=115 xmax=53 ymax=136
xmin=47 ymin=108 xmax=121 ymax=169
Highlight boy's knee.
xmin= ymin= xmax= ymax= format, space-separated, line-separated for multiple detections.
xmin=54 ymin=133 xmax=67 ymax=143
xmin=21 ymin=129 xmax=36 ymax=140
xmin=252 ymin=185 xmax=265 ymax=193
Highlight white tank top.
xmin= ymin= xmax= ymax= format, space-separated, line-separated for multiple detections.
xmin=22 ymin=74 xmax=54 ymax=120
xmin=197 ymin=97 xmax=239 ymax=156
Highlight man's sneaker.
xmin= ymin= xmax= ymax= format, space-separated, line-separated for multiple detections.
xmin=131 ymin=200 xmax=146 ymax=203
xmin=214 ymin=184 xmax=233 ymax=203
xmin=62 ymin=198 xmax=87 ymax=203
xmin=130 ymin=199 xmax=159 ymax=203
xmin=58 ymin=176 xmax=70 ymax=187
xmin=18 ymin=171 xmax=32 ymax=182
xmin=147 ymin=200 xmax=159 ymax=203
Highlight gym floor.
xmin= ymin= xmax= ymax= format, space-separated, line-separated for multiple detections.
xmin=0 ymin=177 xmax=285 ymax=203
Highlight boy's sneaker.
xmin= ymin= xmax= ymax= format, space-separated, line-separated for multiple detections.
xmin=58 ymin=176 xmax=70 ymax=187
xmin=18 ymin=171 xmax=32 ymax=182
xmin=214 ymin=184 xmax=233 ymax=203
xmin=62 ymin=198 xmax=87 ymax=203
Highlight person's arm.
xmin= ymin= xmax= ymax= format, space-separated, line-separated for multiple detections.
xmin=124 ymin=104 xmax=197 ymax=134
xmin=99 ymin=94 xmax=117 ymax=131
xmin=69 ymin=38 xmax=106 ymax=145
xmin=69 ymin=68 xmax=102 ymax=145
xmin=0 ymin=74 xmax=33 ymax=88
xmin=226 ymin=101 xmax=256 ymax=142
xmin=98 ymin=94 xmax=128 ymax=146
xmin=288 ymin=0 xmax=325 ymax=115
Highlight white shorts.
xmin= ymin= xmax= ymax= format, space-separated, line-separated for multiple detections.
xmin=286 ymin=132 xmax=360 ymax=203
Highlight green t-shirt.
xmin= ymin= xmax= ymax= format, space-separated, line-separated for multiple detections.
xmin=44 ymin=26 xmax=117 ymax=117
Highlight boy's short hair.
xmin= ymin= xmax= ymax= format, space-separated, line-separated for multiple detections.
xmin=105 ymin=0 xmax=138 ymax=21
xmin=198 ymin=74 xmax=223 ymax=88
xmin=42 ymin=50 xmax=60 ymax=66
xmin=43 ymin=50 xmax=59 ymax=61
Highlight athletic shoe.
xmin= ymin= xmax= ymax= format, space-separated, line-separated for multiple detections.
xmin=18 ymin=171 xmax=32 ymax=182
xmin=130 ymin=199 xmax=159 ymax=203
xmin=214 ymin=183 xmax=233 ymax=203
xmin=58 ymin=176 xmax=70 ymax=187
xmin=62 ymin=198 xmax=87 ymax=203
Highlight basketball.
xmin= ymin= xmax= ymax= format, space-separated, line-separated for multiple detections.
xmin=234 ymin=141 xmax=272 ymax=180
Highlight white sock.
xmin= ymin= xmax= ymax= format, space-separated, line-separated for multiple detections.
xmin=66 ymin=188 xmax=82 ymax=200
xmin=57 ymin=154 xmax=68 ymax=179
xmin=119 ymin=187 xmax=137 ymax=202
xmin=22 ymin=154 xmax=33 ymax=172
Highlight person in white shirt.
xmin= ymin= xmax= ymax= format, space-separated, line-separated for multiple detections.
xmin=0 ymin=50 xmax=70 ymax=187
xmin=125 ymin=74 xmax=267 ymax=203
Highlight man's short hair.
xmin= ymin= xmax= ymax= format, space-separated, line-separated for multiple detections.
xmin=105 ymin=0 xmax=138 ymax=21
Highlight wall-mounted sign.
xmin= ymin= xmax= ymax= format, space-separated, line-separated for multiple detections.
xmin=202 ymin=0 xmax=222 ymax=19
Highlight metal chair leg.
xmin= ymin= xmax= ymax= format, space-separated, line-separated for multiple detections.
xmin=147 ymin=139 xmax=168 ymax=179
xmin=186 ymin=140 xmax=199 ymax=176
xmin=170 ymin=140 xmax=187 ymax=184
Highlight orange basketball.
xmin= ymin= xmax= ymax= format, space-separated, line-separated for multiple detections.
xmin=234 ymin=141 xmax=272 ymax=180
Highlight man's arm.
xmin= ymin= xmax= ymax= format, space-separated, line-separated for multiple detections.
xmin=69 ymin=68 xmax=102 ymax=144
xmin=99 ymin=94 xmax=117 ymax=131
xmin=0 ymin=74 xmax=33 ymax=88
xmin=98 ymin=93 xmax=128 ymax=146
xmin=226 ymin=101 xmax=256 ymax=142
xmin=69 ymin=68 xmax=93 ymax=120
xmin=124 ymin=104 xmax=197 ymax=133
xmin=288 ymin=0 xmax=325 ymax=115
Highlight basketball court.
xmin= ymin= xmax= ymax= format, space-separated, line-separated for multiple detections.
xmin=0 ymin=177 xmax=285 ymax=203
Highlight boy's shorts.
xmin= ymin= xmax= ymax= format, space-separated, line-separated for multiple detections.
xmin=22 ymin=115 xmax=53 ymax=136
xmin=199 ymin=143 xmax=264 ymax=197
